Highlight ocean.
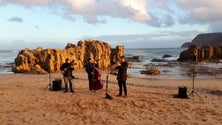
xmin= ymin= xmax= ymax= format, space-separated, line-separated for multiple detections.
xmin=125 ymin=48 xmax=188 ymax=79
xmin=0 ymin=50 xmax=18 ymax=74
xmin=125 ymin=48 xmax=222 ymax=79
xmin=0 ymin=48 xmax=222 ymax=79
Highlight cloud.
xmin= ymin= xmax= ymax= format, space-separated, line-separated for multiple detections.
xmin=2 ymin=0 xmax=152 ymax=25
xmin=174 ymin=0 xmax=222 ymax=32
xmin=176 ymin=0 xmax=222 ymax=22
xmin=34 ymin=25 xmax=39 ymax=29
xmin=57 ymin=0 xmax=152 ymax=24
xmin=2 ymin=0 xmax=222 ymax=29
xmin=80 ymin=30 xmax=202 ymax=48
xmin=1 ymin=0 xmax=50 ymax=7
xmin=115 ymin=0 xmax=151 ymax=22
xmin=0 ymin=40 xmax=65 ymax=50
xmin=208 ymin=22 xmax=222 ymax=32
xmin=7 ymin=17 xmax=23 ymax=22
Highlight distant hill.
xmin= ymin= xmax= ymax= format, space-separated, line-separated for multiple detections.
xmin=181 ymin=32 xmax=222 ymax=48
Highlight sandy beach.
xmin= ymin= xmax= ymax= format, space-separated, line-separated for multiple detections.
xmin=0 ymin=69 xmax=222 ymax=125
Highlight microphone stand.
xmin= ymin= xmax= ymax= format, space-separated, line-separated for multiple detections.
xmin=188 ymin=61 xmax=201 ymax=99
xmin=44 ymin=67 xmax=52 ymax=90
xmin=105 ymin=65 xmax=113 ymax=99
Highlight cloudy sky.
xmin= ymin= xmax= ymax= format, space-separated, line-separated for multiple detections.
xmin=0 ymin=0 xmax=222 ymax=50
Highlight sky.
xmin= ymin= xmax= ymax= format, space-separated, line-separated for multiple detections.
xmin=0 ymin=0 xmax=222 ymax=50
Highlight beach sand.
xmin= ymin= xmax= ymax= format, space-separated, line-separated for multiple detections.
xmin=0 ymin=69 xmax=221 ymax=125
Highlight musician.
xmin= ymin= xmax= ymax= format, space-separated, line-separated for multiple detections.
xmin=91 ymin=63 xmax=102 ymax=92
xmin=60 ymin=58 xmax=74 ymax=93
xmin=116 ymin=56 xmax=128 ymax=97
xmin=85 ymin=58 xmax=94 ymax=92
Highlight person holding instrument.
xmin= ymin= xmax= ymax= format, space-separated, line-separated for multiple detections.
xmin=116 ymin=56 xmax=128 ymax=97
xmin=85 ymin=58 xmax=94 ymax=92
xmin=91 ymin=63 xmax=103 ymax=92
xmin=60 ymin=58 xmax=74 ymax=93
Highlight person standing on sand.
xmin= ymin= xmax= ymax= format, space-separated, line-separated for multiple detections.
xmin=60 ymin=58 xmax=74 ymax=93
xmin=91 ymin=63 xmax=103 ymax=92
xmin=116 ymin=56 xmax=128 ymax=97
xmin=85 ymin=58 xmax=94 ymax=92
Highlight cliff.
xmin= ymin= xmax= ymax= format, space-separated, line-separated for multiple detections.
xmin=12 ymin=40 xmax=125 ymax=73
xmin=191 ymin=33 xmax=222 ymax=47
xmin=181 ymin=42 xmax=192 ymax=48
xmin=178 ymin=32 xmax=222 ymax=61
xmin=178 ymin=44 xmax=222 ymax=61
xmin=181 ymin=32 xmax=222 ymax=48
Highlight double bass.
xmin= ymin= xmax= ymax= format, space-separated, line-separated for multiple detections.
xmin=90 ymin=64 xmax=103 ymax=90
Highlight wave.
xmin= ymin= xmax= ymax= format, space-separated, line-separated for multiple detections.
xmin=0 ymin=62 xmax=14 ymax=67
xmin=0 ymin=50 xmax=18 ymax=53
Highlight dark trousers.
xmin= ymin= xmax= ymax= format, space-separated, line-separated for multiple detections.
xmin=88 ymin=74 xmax=93 ymax=90
xmin=118 ymin=80 xmax=127 ymax=96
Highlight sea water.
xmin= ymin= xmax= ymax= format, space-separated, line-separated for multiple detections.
xmin=125 ymin=48 xmax=222 ymax=79
xmin=125 ymin=48 xmax=187 ymax=79
xmin=0 ymin=50 xmax=18 ymax=74
xmin=0 ymin=48 xmax=221 ymax=79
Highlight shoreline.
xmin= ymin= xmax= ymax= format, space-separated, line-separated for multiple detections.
xmin=1 ymin=64 xmax=222 ymax=80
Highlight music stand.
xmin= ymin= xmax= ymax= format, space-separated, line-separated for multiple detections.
xmin=188 ymin=56 xmax=201 ymax=99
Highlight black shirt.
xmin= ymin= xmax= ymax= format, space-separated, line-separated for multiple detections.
xmin=60 ymin=63 xmax=74 ymax=77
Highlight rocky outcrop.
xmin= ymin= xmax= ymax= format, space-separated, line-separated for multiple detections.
xmin=13 ymin=40 xmax=125 ymax=73
xmin=181 ymin=32 xmax=222 ymax=48
xmin=126 ymin=56 xmax=141 ymax=62
xmin=179 ymin=32 xmax=222 ymax=61
xmin=181 ymin=42 xmax=192 ymax=48
xmin=178 ymin=45 xmax=198 ymax=61
xmin=140 ymin=64 xmax=160 ymax=75
xmin=162 ymin=54 xmax=172 ymax=58
xmin=178 ymin=44 xmax=222 ymax=61
xmin=191 ymin=33 xmax=222 ymax=47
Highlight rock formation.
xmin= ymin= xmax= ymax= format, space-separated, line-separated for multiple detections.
xmin=179 ymin=32 xmax=222 ymax=61
xmin=181 ymin=42 xmax=192 ymax=48
xmin=178 ymin=45 xmax=198 ymax=61
xmin=140 ymin=64 xmax=160 ymax=75
xmin=13 ymin=40 xmax=125 ymax=73
xmin=126 ymin=56 xmax=141 ymax=62
xmin=178 ymin=44 xmax=222 ymax=61
xmin=191 ymin=33 xmax=222 ymax=47
xmin=181 ymin=32 xmax=222 ymax=48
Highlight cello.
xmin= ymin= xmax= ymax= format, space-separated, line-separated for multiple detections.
xmin=90 ymin=63 xmax=103 ymax=90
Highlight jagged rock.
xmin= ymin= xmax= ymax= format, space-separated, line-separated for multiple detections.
xmin=198 ymin=45 xmax=214 ymax=60
xmin=181 ymin=33 xmax=222 ymax=48
xmin=181 ymin=42 xmax=192 ymax=48
xmin=140 ymin=68 xmax=160 ymax=75
xmin=162 ymin=54 xmax=172 ymax=58
xmin=12 ymin=40 xmax=125 ymax=73
xmin=151 ymin=58 xmax=167 ymax=62
xmin=126 ymin=56 xmax=141 ymax=62
xmin=110 ymin=46 xmax=125 ymax=64
xmin=30 ymin=64 xmax=48 ymax=74
xmin=191 ymin=33 xmax=222 ymax=47
xmin=178 ymin=44 xmax=222 ymax=61
xmin=177 ymin=45 xmax=198 ymax=61
xmin=140 ymin=64 xmax=160 ymax=75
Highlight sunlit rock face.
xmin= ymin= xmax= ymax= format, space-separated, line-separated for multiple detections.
xmin=178 ymin=44 xmax=222 ymax=62
xmin=13 ymin=40 xmax=125 ymax=73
